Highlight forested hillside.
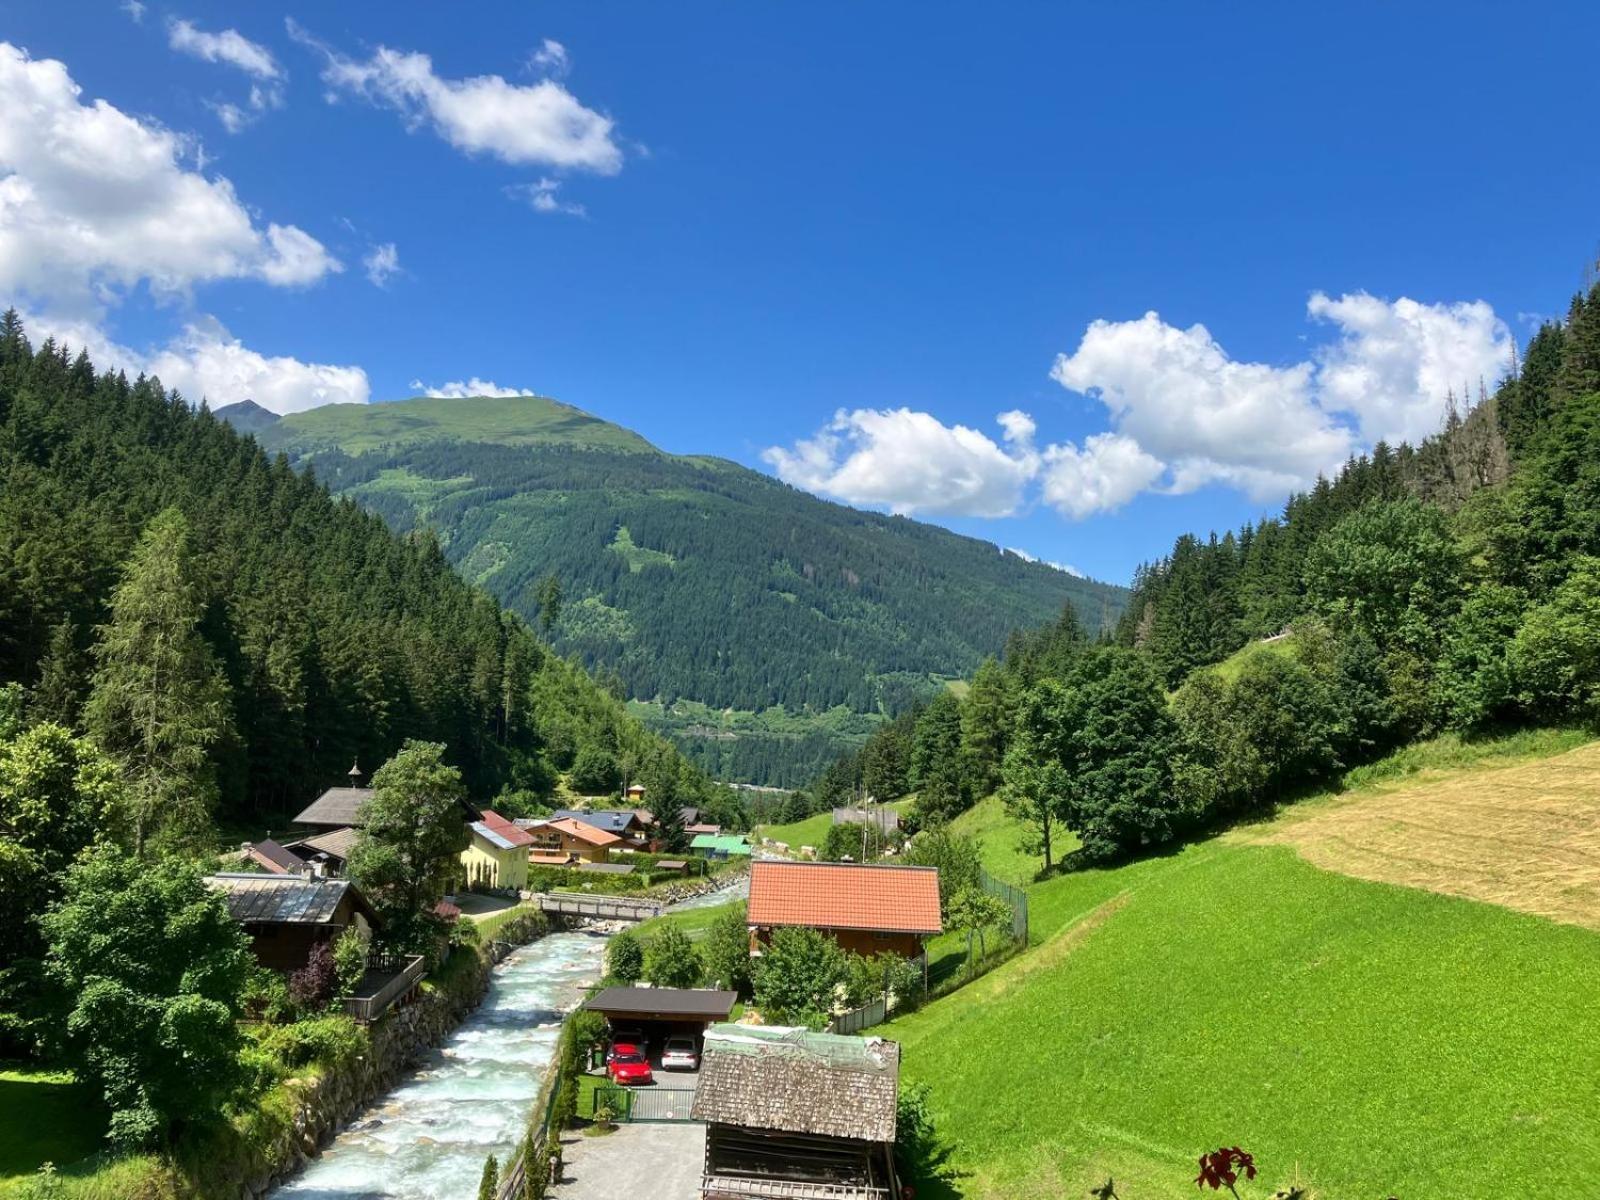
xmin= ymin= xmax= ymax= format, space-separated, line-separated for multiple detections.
xmin=803 ymin=280 xmax=1600 ymax=864
xmin=250 ymin=396 xmax=1126 ymax=784
xmin=0 ymin=311 xmax=725 ymax=838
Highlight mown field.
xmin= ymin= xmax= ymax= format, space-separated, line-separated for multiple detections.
xmin=886 ymin=731 xmax=1600 ymax=1199
xmin=756 ymin=798 xmax=915 ymax=856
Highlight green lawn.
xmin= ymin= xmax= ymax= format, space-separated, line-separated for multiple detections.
xmin=885 ymin=753 xmax=1600 ymax=1199
xmin=757 ymin=799 xmax=914 ymax=857
xmin=632 ymin=897 xmax=741 ymax=943
xmin=0 ymin=1067 xmax=105 ymax=1181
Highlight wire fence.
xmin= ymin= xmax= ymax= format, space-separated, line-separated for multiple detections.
xmin=979 ymin=868 xmax=1030 ymax=945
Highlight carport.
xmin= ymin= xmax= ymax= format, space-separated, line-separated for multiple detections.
xmin=581 ymin=986 xmax=738 ymax=1060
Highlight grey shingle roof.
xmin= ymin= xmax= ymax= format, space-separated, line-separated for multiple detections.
xmin=291 ymin=826 xmax=360 ymax=861
xmin=205 ymin=873 xmax=376 ymax=926
xmin=691 ymin=1024 xmax=900 ymax=1143
xmin=293 ymin=787 xmax=374 ymax=828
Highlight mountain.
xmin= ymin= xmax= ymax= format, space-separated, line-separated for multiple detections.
xmin=213 ymin=398 xmax=281 ymax=436
xmin=0 ymin=316 xmax=725 ymax=829
xmin=256 ymin=395 xmax=1128 ymax=785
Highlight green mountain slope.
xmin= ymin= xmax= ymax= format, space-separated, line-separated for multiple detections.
xmin=254 ymin=395 xmax=1127 ymax=785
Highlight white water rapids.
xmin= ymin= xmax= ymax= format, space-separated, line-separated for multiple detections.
xmin=270 ymin=880 xmax=744 ymax=1200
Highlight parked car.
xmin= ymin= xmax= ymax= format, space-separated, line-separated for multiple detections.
xmin=661 ymin=1035 xmax=699 ymax=1071
xmin=608 ymin=1050 xmax=654 ymax=1086
xmin=606 ymin=1028 xmax=648 ymax=1063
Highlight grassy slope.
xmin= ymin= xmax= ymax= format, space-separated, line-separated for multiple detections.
xmin=885 ymin=733 xmax=1600 ymax=1199
xmin=756 ymin=799 xmax=915 ymax=855
xmin=262 ymin=394 xmax=657 ymax=455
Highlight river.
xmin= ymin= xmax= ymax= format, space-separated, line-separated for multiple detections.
xmin=271 ymin=879 xmax=745 ymax=1200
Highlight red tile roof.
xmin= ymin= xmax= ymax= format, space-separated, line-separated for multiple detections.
xmin=748 ymin=861 xmax=943 ymax=935
xmin=478 ymin=809 xmax=536 ymax=848
xmin=542 ymin=816 xmax=621 ymax=847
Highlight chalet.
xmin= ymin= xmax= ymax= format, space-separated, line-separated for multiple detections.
xmin=524 ymin=815 xmax=620 ymax=863
xmin=692 ymin=1024 xmax=902 ymax=1200
xmin=462 ymin=809 xmax=535 ymax=891
xmin=205 ymin=873 xmax=380 ymax=973
xmin=550 ymin=807 xmax=652 ymax=850
xmin=747 ymin=861 xmax=941 ymax=959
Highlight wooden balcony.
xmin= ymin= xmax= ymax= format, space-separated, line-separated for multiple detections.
xmin=341 ymin=952 xmax=427 ymax=1023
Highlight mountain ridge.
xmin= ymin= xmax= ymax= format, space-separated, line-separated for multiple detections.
xmin=249 ymin=393 xmax=1128 ymax=784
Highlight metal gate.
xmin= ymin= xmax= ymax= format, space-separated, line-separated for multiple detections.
xmin=592 ymin=1083 xmax=701 ymax=1123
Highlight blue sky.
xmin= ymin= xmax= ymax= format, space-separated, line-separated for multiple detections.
xmin=3 ymin=2 xmax=1598 ymax=585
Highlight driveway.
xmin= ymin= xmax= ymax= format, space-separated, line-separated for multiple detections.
xmin=552 ymin=1123 xmax=706 ymax=1200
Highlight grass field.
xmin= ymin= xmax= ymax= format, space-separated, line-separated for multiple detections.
xmin=884 ymin=730 xmax=1600 ymax=1199
xmin=0 ymin=1067 xmax=105 ymax=1181
xmin=756 ymin=799 xmax=913 ymax=856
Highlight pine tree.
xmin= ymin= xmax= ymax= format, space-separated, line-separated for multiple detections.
xmin=477 ymin=1154 xmax=499 ymax=1200
xmin=31 ymin=619 xmax=86 ymax=727
xmin=85 ymin=508 xmax=234 ymax=856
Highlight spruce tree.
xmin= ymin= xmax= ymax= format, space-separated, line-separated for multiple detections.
xmin=85 ymin=508 xmax=234 ymax=856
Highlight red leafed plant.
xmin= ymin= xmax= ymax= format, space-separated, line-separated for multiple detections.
xmin=1195 ymin=1146 xmax=1257 ymax=1196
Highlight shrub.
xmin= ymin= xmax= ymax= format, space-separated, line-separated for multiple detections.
xmin=258 ymin=1015 xmax=367 ymax=1072
xmin=753 ymin=926 xmax=848 ymax=1026
xmin=607 ymin=929 xmax=644 ymax=983
xmin=289 ymin=941 xmax=338 ymax=1012
xmin=477 ymin=1154 xmax=499 ymax=1200
xmin=333 ymin=927 xmax=369 ymax=997
xmin=242 ymin=968 xmax=295 ymax=1024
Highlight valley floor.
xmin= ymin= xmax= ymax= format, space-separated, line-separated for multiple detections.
xmin=891 ymin=732 xmax=1600 ymax=1199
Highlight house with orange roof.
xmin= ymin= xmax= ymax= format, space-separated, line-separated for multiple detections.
xmin=747 ymin=860 xmax=943 ymax=960
xmin=523 ymin=815 xmax=621 ymax=864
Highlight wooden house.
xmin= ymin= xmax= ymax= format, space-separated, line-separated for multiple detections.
xmin=205 ymin=873 xmax=380 ymax=973
xmin=747 ymin=861 xmax=941 ymax=959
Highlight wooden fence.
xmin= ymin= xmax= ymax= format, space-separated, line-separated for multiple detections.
xmin=339 ymin=953 xmax=426 ymax=1024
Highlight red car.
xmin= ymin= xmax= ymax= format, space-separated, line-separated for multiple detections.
xmin=607 ymin=1049 xmax=653 ymax=1086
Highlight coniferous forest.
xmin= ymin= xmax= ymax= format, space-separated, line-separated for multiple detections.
xmin=0 ymin=311 xmax=727 ymax=836
xmin=802 ymin=282 xmax=1600 ymax=863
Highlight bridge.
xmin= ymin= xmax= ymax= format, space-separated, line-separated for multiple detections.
xmin=530 ymin=891 xmax=664 ymax=921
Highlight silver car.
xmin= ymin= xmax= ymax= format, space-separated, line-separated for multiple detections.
xmin=660 ymin=1034 xmax=699 ymax=1071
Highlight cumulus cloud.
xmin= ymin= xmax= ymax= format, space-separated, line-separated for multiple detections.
xmin=505 ymin=178 xmax=586 ymax=217
xmin=363 ymin=242 xmax=401 ymax=287
xmin=1309 ymin=291 xmax=1513 ymax=447
xmin=24 ymin=310 xmax=368 ymax=415
xmin=291 ymin=21 xmax=622 ymax=173
xmin=763 ymin=408 xmax=1040 ymax=518
xmin=0 ymin=42 xmax=338 ymax=311
xmin=410 ymin=377 xmax=535 ymax=399
xmin=768 ymin=291 xmax=1513 ymax=522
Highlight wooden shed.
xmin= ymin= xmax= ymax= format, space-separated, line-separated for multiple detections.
xmin=691 ymin=1024 xmax=901 ymax=1200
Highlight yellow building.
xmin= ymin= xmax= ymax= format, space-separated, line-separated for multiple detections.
xmin=461 ymin=809 xmax=534 ymax=892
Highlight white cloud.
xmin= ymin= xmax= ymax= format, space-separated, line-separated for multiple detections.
xmin=291 ymin=21 xmax=622 ymax=173
xmin=0 ymin=42 xmax=338 ymax=312
xmin=1051 ymin=312 xmax=1351 ymax=500
xmin=1308 ymin=291 xmax=1513 ymax=447
xmin=763 ymin=408 xmax=1040 ymax=518
xmin=1047 ymin=293 xmax=1513 ymax=510
xmin=506 ymin=178 xmax=587 ymax=217
xmin=168 ymin=19 xmax=282 ymax=81
xmin=1003 ymin=547 xmax=1084 ymax=577
xmin=23 ymin=311 xmax=368 ymax=415
xmin=410 ymin=377 xmax=535 ymax=399
xmin=529 ymin=39 xmax=569 ymax=77
xmin=766 ymin=291 xmax=1513 ymax=523
xmin=121 ymin=0 xmax=146 ymax=23
xmin=363 ymin=242 xmax=401 ymax=287
xmin=1040 ymin=433 xmax=1166 ymax=519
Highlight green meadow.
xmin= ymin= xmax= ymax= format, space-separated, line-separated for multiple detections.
xmin=886 ymin=738 xmax=1600 ymax=1199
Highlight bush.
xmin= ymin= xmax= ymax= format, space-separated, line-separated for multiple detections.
xmin=753 ymin=926 xmax=848 ymax=1026
xmin=289 ymin=941 xmax=339 ymax=1012
xmin=607 ymin=930 xmax=644 ymax=983
xmin=258 ymin=1015 xmax=368 ymax=1072
xmin=333 ymin=927 xmax=369 ymax=997
xmin=242 ymin=968 xmax=295 ymax=1024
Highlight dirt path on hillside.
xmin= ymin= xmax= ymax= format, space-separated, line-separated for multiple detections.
xmin=1248 ymin=742 xmax=1600 ymax=929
